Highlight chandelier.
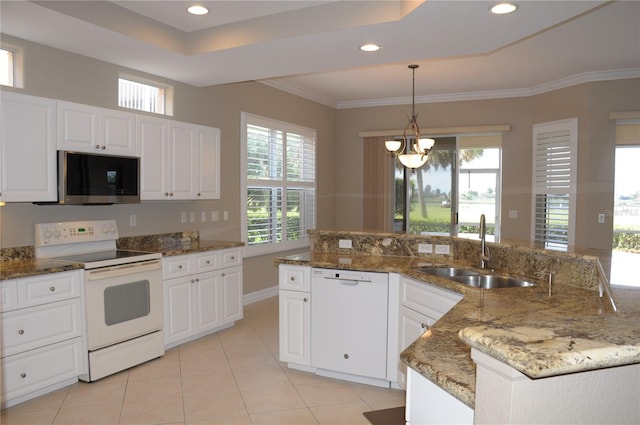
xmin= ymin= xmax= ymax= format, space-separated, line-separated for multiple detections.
xmin=385 ymin=64 xmax=435 ymax=169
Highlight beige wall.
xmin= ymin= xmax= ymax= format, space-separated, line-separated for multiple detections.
xmin=333 ymin=79 xmax=640 ymax=257
xmin=2 ymin=34 xmax=639 ymax=293
xmin=0 ymin=34 xmax=336 ymax=295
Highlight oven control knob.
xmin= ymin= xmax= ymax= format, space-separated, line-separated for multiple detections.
xmin=43 ymin=229 xmax=53 ymax=239
xmin=53 ymin=229 xmax=61 ymax=238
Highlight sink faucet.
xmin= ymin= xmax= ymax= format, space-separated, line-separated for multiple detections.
xmin=479 ymin=214 xmax=490 ymax=269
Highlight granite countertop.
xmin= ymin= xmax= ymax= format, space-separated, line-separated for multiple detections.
xmin=276 ymin=252 xmax=640 ymax=408
xmin=0 ymin=238 xmax=244 ymax=281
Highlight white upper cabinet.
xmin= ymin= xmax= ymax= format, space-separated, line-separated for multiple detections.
xmin=139 ymin=115 xmax=169 ymax=200
xmin=0 ymin=92 xmax=57 ymax=202
xmin=194 ymin=125 xmax=220 ymax=199
xmin=141 ymin=119 xmax=220 ymax=201
xmin=57 ymin=101 xmax=137 ymax=156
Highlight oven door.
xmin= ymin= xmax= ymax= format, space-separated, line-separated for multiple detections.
xmin=85 ymin=259 xmax=163 ymax=350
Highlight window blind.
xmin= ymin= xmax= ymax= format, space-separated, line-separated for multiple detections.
xmin=243 ymin=113 xmax=316 ymax=254
xmin=531 ymin=118 xmax=578 ymax=251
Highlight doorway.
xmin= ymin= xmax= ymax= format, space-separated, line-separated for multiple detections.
xmin=611 ymin=145 xmax=640 ymax=287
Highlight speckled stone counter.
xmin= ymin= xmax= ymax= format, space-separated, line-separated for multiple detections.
xmin=118 ymin=233 xmax=244 ymax=257
xmin=276 ymin=250 xmax=640 ymax=409
xmin=1 ymin=232 xmax=244 ymax=281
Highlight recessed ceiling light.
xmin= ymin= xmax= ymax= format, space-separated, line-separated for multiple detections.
xmin=360 ymin=43 xmax=381 ymax=52
xmin=491 ymin=3 xmax=517 ymax=14
xmin=187 ymin=5 xmax=209 ymax=15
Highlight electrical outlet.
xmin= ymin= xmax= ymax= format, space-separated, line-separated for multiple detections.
xmin=201 ymin=211 xmax=207 ymax=222
xmin=211 ymin=211 xmax=219 ymax=222
xmin=129 ymin=214 xmax=136 ymax=227
xmin=418 ymin=243 xmax=433 ymax=253
xmin=223 ymin=211 xmax=229 ymax=221
xmin=189 ymin=212 xmax=195 ymax=223
xmin=435 ymin=244 xmax=451 ymax=254
xmin=339 ymin=239 xmax=352 ymax=249
xmin=180 ymin=212 xmax=187 ymax=223
xmin=509 ymin=210 xmax=518 ymax=219
xmin=598 ymin=213 xmax=605 ymax=224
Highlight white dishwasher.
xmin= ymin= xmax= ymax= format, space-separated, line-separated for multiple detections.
xmin=311 ymin=268 xmax=388 ymax=380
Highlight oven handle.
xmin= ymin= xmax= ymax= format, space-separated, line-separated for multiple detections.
xmin=86 ymin=259 xmax=161 ymax=281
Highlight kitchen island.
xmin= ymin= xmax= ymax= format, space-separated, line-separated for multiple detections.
xmin=277 ymin=230 xmax=640 ymax=423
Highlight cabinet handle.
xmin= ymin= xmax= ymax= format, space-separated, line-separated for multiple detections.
xmin=18 ymin=329 xmax=25 ymax=335
xmin=178 ymin=265 xmax=183 ymax=269
xmin=421 ymin=323 xmax=430 ymax=330
xmin=101 ymin=145 xmax=106 ymax=150
xmin=230 ymin=256 xmax=236 ymax=260
xmin=222 ymin=273 xmax=226 ymax=277
xmin=195 ymin=278 xmax=199 ymax=283
xmin=49 ymin=286 xmax=56 ymax=292
xmin=95 ymin=144 xmax=100 ymax=149
xmin=20 ymin=373 xmax=27 ymax=379
xmin=206 ymin=260 xmax=211 ymax=264
xmin=343 ymin=353 xmax=349 ymax=359
xmin=197 ymin=193 xmax=201 ymax=196
xmin=289 ymin=276 xmax=296 ymax=282
xmin=303 ymin=297 xmax=308 ymax=302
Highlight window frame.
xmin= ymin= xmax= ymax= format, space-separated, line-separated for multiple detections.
xmin=240 ymin=112 xmax=317 ymax=257
xmin=1 ymin=47 xmax=15 ymax=87
xmin=118 ymin=74 xmax=173 ymax=116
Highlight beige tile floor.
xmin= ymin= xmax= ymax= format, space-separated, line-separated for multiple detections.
xmin=1 ymin=296 xmax=405 ymax=425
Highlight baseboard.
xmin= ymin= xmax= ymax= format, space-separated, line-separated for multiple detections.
xmin=243 ymin=285 xmax=278 ymax=305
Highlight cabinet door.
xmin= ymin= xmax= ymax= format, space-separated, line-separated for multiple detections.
xmin=194 ymin=126 xmax=220 ymax=199
xmin=163 ymin=277 xmax=193 ymax=345
xmin=0 ymin=93 xmax=57 ymax=202
xmin=193 ymin=272 xmax=221 ymax=332
xmin=57 ymin=101 xmax=100 ymax=152
xmin=139 ymin=115 xmax=169 ymax=200
xmin=220 ymin=266 xmax=243 ymax=323
xmin=279 ymin=289 xmax=311 ymax=365
xmin=167 ymin=122 xmax=196 ymax=199
xmin=397 ymin=306 xmax=435 ymax=389
xmin=101 ymin=108 xmax=136 ymax=156
xmin=279 ymin=265 xmax=311 ymax=292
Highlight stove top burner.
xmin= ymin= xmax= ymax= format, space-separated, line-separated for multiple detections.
xmin=53 ymin=249 xmax=161 ymax=269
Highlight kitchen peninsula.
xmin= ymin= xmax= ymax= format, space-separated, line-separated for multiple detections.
xmin=277 ymin=230 xmax=640 ymax=424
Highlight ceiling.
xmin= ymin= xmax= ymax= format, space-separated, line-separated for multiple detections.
xmin=1 ymin=0 xmax=639 ymax=108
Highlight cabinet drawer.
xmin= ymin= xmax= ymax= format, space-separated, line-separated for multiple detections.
xmin=400 ymin=277 xmax=462 ymax=321
xmin=2 ymin=299 xmax=83 ymax=357
xmin=1 ymin=337 xmax=83 ymax=403
xmin=163 ymin=256 xmax=193 ymax=279
xmin=194 ymin=252 xmax=219 ymax=273
xmin=1 ymin=280 xmax=19 ymax=313
xmin=279 ymin=265 xmax=311 ymax=292
xmin=17 ymin=271 xmax=80 ymax=308
xmin=220 ymin=248 xmax=242 ymax=268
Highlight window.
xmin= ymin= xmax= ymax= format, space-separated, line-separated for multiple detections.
xmin=531 ymin=118 xmax=578 ymax=251
xmin=241 ymin=113 xmax=316 ymax=255
xmin=118 ymin=76 xmax=169 ymax=115
xmin=1 ymin=48 xmax=14 ymax=87
xmin=391 ymin=135 xmax=502 ymax=239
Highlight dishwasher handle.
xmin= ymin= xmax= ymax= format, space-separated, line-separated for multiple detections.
xmin=323 ymin=276 xmax=371 ymax=284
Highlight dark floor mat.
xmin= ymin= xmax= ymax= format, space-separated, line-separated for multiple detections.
xmin=362 ymin=406 xmax=405 ymax=425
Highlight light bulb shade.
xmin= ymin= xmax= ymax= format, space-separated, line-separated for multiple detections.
xmin=385 ymin=140 xmax=402 ymax=152
xmin=417 ymin=138 xmax=435 ymax=151
xmin=398 ymin=153 xmax=428 ymax=169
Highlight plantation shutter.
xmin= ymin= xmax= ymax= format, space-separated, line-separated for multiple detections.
xmin=242 ymin=113 xmax=316 ymax=254
xmin=531 ymin=118 xmax=578 ymax=251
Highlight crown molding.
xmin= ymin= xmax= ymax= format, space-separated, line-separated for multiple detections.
xmin=260 ymin=68 xmax=640 ymax=110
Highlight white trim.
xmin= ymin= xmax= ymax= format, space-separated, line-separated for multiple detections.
xmin=260 ymin=68 xmax=640 ymax=110
xmin=243 ymin=285 xmax=278 ymax=305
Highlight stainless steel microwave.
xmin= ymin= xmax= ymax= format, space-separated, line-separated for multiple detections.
xmin=58 ymin=151 xmax=140 ymax=204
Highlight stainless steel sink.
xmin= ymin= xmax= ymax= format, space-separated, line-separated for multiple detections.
xmin=417 ymin=267 xmax=479 ymax=278
xmin=451 ymin=274 xmax=536 ymax=289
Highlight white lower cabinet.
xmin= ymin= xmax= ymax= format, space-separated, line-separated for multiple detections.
xmin=395 ymin=274 xmax=463 ymax=389
xmin=279 ymin=265 xmax=311 ymax=366
xmin=0 ymin=270 xmax=85 ymax=408
xmin=163 ymin=248 xmax=243 ymax=347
